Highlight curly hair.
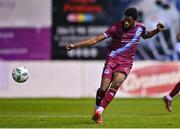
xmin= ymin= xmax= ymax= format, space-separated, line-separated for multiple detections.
xmin=124 ymin=7 xmax=138 ymax=20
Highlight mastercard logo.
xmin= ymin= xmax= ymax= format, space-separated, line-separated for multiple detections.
xmin=67 ymin=13 xmax=94 ymax=22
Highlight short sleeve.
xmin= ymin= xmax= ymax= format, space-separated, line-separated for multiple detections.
xmin=104 ymin=22 xmax=120 ymax=38
xmin=141 ymin=25 xmax=147 ymax=35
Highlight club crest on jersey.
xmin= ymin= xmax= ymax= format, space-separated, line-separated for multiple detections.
xmin=104 ymin=69 xmax=110 ymax=74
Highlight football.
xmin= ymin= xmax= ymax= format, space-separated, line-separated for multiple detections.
xmin=12 ymin=66 xmax=29 ymax=83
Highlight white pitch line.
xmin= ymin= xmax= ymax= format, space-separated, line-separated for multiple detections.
xmin=0 ymin=115 xmax=90 ymax=118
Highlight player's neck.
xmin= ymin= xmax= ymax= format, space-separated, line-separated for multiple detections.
xmin=123 ymin=21 xmax=136 ymax=31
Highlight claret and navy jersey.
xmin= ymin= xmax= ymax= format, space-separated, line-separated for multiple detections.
xmin=102 ymin=21 xmax=146 ymax=79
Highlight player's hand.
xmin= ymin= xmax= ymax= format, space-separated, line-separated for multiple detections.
xmin=66 ymin=43 xmax=75 ymax=51
xmin=156 ymin=22 xmax=165 ymax=32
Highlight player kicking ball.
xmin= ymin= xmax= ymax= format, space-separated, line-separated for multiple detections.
xmin=163 ymin=81 xmax=180 ymax=112
xmin=66 ymin=7 xmax=165 ymax=124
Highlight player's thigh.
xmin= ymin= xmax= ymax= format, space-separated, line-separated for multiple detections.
xmin=101 ymin=63 xmax=113 ymax=91
xmin=111 ymin=72 xmax=126 ymax=90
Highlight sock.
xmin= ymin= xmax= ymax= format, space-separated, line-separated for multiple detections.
xmin=100 ymin=88 xmax=117 ymax=109
xmin=166 ymin=95 xmax=172 ymax=101
xmin=96 ymin=106 xmax=104 ymax=114
xmin=169 ymin=82 xmax=180 ymax=98
xmin=96 ymin=88 xmax=106 ymax=108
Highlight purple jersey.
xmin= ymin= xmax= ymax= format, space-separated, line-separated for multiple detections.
xmin=104 ymin=21 xmax=146 ymax=65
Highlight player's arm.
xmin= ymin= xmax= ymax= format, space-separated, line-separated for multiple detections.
xmin=141 ymin=22 xmax=165 ymax=39
xmin=66 ymin=33 xmax=106 ymax=51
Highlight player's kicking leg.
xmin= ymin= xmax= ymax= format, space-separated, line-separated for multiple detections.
xmin=93 ymin=88 xmax=118 ymax=125
xmin=163 ymin=96 xmax=172 ymax=112
xmin=163 ymin=81 xmax=180 ymax=112
xmin=92 ymin=75 xmax=112 ymax=124
xmin=93 ymin=72 xmax=126 ymax=124
xmin=92 ymin=88 xmax=104 ymax=124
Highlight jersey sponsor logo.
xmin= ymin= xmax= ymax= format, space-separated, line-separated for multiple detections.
xmin=104 ymin=69 xmax=110 ymax=74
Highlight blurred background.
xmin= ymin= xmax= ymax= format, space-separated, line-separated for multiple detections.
xmin=0 ymin=0 xmax=180 ymax=98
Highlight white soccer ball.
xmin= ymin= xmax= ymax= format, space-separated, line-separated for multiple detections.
xmin=12 ymin=66 xmax=29 ymax=83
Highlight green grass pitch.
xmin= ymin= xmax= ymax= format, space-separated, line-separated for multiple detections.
xmin=0 ymin=97 xmax=180 ymax=128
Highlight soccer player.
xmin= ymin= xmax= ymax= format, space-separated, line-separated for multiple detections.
xmin=163 ymin=81 xmax=180 ymax=112
xmin=66 ymin=7 xmax=165 ymax=124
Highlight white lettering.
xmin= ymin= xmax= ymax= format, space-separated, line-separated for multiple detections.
xmin=122 ymin=71 xmax=180 ymax=91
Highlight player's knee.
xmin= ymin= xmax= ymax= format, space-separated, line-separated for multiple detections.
xmin=112 ymin=73 xmax=126 ymax=87
xmin=110 ymin=80 xmax=122 ymax=90
xmin=114 ymin=80 xmax=123 ymax=87
xmin=112 ymin=78 xmax=125 ymax=89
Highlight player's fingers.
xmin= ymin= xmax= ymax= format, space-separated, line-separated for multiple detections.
xmin=157 ymin=23 xmax=165 ymax=32
xmin=159 ymin=26 xmax=165 ymax=31
xmin=66 ymin=44 xmax=75 ymax=51
xmin=158 ymin=22 xmax=165 ymax=29
xmin=66 ymin=44 xmax=71 ymax=50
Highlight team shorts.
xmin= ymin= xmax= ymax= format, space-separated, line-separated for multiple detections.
xmin=102 ymin=59 xmax=132 ymax=80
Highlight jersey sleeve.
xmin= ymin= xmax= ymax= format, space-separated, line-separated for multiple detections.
xmin=103 ymin=22 xmax=120 ymax=38
xmin=141 ymin=24 xmax=147 ymax=35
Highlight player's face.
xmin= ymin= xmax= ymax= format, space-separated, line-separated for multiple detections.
xmin=123 ymin=16 xmax=135 ymax=30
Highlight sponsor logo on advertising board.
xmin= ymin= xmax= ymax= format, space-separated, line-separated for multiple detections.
xmin=120 ymin=63 xmax=180 ymax=97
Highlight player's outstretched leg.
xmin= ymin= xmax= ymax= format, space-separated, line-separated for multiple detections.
xmin=163 ymin=96 xmax=172 ymax=112
xmin=92 ymin=88 xmax=106 ymax=124
xmin=92 ymin=88 xmax=105 ymax=124
xmin=169 ymin=82 xmax=180 ymax=98
xmin=97 ymin=72 xmax=125 ymax=112
xmin=93 ymin=88 xmax=118 ymax=124
xmin=92 ymin=77 xmax=111 ymax=124
xmin=163 ymin=81 xmax=180 ymax=112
